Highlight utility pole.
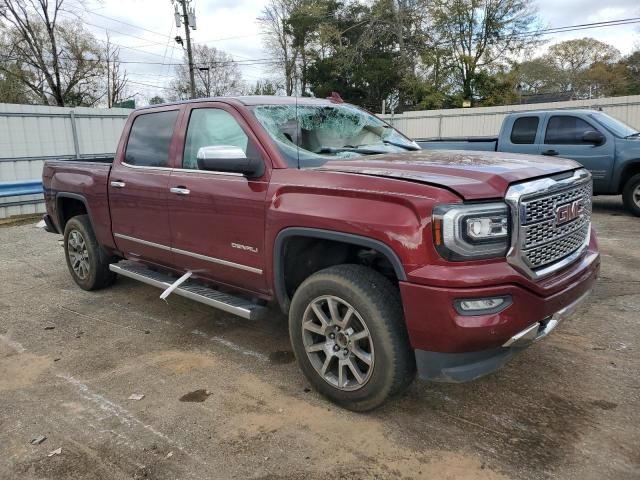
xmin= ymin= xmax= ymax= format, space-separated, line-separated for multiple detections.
xmin=174 ymin=0 xmax=197 ymax=99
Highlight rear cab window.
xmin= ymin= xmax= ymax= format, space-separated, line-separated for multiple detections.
xmin=544 ymin=116 xmax=598 ymax=145
xmin=125 ymin=110 xmax=179 ymax=167
xmin=510 ymin=116 xmax=539 ymax=144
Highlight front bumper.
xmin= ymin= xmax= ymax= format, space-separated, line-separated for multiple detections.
xmin=413 ymin=289 xmax=592 ymax=382
xmin=400 ymin=232 xmax=600 ymax=382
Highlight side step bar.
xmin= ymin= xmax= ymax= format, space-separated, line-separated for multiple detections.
xmin=109 ymin=262 xmax=266 ymax=320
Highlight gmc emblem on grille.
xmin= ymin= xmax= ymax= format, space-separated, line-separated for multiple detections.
xmin=555 ymin=200 xmax=582 ymax=225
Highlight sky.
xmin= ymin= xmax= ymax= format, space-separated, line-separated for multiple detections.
xmin=71 ymin=0 xmax=640 ymax=103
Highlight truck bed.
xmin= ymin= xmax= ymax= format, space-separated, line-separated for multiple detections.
xmin=42 ymin=158 xmax=115 ymax=248
xmin=416 ymin=137 xmax=498 ymax=152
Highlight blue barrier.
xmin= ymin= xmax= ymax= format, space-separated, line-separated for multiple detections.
xmin=0 ymin=180 xmax=44 ymax=198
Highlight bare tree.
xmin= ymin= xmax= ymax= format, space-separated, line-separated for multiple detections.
xmin=0 ymin=0 xmax=104 ymax=106
xmin=105 ymin=33 xmax=133 ymax=107
xmin=258 ymin=0 xmax=300 ymax=96
xmin=170 ymin=45 xmax=242 ymax=99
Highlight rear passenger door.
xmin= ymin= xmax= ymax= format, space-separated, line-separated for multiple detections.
xmin=109 ymin=108 xmax=181 ymax=268
xmin=538 ymin=114 xmax=615 ymax=192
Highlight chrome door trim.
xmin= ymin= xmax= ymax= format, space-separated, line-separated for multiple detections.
xmin=175 ymin=169 xmax=245 ymax=177
xmin=172 ymin=247 xmax=263 ymax=274
xmin=121 ymin=161 xmax=174 ymax=172
xmin=113 ymin=233 xmax=262 ymax=275
xmin=114 ymin=233 xmax=171 ymax=251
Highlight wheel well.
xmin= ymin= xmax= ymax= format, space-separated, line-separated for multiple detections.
xmin=57 ymin=197 xmax=88 ymax=230
xmin=619 ymin=162 xmax=640 ymax=193
xmin=277 ymin=234 xmax=403 ymax=312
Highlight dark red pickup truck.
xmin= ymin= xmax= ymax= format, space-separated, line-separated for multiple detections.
xmin=42 ymin=96 xmax=600 ymax=411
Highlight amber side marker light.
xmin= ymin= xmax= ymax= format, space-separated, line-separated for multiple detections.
xmin=433 ymin=217 xmax=442 ymax=246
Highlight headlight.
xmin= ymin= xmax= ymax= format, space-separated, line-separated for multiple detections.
xmin=432 ymin=203 xmax=510 ymax=260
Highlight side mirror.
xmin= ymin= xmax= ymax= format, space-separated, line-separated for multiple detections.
xmin=582 ymin=130 xmax=605 ymax=146
xmin=196 ymin=145 xmax=264 ymax=177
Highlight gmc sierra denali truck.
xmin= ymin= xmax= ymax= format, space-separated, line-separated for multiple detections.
xmin=42 ymin=96 xmax=600 ymax=411
xmin=418 ymin=109 xmax=640 ymax=216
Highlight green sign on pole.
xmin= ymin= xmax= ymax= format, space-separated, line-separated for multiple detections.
xmin=113 ymin=100 xmax=135 ymax=109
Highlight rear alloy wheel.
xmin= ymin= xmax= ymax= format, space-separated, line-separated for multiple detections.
xmin=289 ymin=264 xmax=415 ymax=411
xmin=622 ymin=173 xmax=640 ymax=217
xmin=67 ymin=230 xmax=90 ymax=280
xmin=63 ymin=215 xmax=116 ymax=291
xmin=302 ymin=295 xmax=374 ymax=391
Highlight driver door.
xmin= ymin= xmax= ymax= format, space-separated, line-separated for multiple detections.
xmin=539 ymin=114 xmax=615 ymax=192
xmin=167 ymin=103 xmax=270 ymax=294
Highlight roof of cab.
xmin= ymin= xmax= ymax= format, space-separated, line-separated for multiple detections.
xmin=509 ymin=108 xmax=601 ymax=117
xmin=136 ymin=95 xmax=336 ymax=111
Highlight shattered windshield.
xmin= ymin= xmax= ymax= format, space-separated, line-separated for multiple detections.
xmin=251 ymin=103 xmax=420 ymax=167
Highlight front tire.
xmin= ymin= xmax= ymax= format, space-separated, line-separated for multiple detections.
xmin=289 ymin=264 xmax=415 ymax=411
xmin=63 ymin=215 xmax=116 ymax=291
xmin=622 ymin=173 xmax=640 ymax=217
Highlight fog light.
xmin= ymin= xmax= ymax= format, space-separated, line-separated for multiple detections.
xmin=454 ymin=296 xmax=512 ymax=315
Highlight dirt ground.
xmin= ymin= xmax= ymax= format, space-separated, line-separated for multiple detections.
xmin=0 ymin=197 xmax=638 ymax=480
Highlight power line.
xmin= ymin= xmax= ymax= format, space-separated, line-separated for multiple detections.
xmin=86 ymin=10 xmax=172 ymax=40
xmin=127 ymin=79 xmax=174 ymax=91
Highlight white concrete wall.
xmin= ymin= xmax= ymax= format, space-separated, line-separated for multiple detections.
xmin=380 ymin=95 xmax=640 ymax=139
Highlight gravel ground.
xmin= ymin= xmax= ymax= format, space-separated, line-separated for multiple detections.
xmin=0 ymin=196 xmax=638 ymax=480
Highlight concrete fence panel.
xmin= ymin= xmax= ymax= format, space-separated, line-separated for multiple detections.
xmin=0 ymin=103 xmax=130 ymax=219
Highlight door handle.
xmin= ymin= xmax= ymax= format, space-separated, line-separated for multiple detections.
xmin=170 ymin=187 xmax=190 ymax=195
xmin=541 ymin=149 xmax=559 ymax=156
xmin=110 ymin=180 xmax=126 ymax=188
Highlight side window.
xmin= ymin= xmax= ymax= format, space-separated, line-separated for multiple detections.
xmin=124 ymin=110 xmax=179 ymax=167
xmin=183 ymin=108 xmax=251 ymax=169
xmin=510 ymin=116 xmax=539 ymax=144
xmin=544 ymin=116 xmax=598 ymax=145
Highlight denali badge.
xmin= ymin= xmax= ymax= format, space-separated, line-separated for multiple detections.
xmin=555 ymin=200 xmax=582 ymax=226
xmin=231 ymin=243 xmax=258 ymax=253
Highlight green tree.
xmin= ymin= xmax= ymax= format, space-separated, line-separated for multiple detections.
xmin=622 ymin=51 xmax=640 ymax=95
xmin=148 ymin=95 xmax=166 ymax=105
xmin=515 ymin=58 xmax=563 ymax=95
xmin=428 ymin=0 xmax=539 ymax=105
xmin=249 ymin=80 xmax=279 ymax=95
xmin=545 ymin=38 xmax=620 ymax=97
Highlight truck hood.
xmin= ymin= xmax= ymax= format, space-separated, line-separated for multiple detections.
xmin=317 ymin=149 xmax=580 ymax=200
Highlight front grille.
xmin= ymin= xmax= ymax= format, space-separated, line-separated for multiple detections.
xmin=520 ymin=179 xmax=592 ymax=270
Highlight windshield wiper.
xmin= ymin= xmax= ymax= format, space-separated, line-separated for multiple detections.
xmin=625 ymin=132 xmax=640 ymax=138
xmin=381 ymin=140 xmax=420 ymax=151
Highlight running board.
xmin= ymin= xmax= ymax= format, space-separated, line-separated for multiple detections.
xmin=109 ymin=262 xmax=266 ymax=320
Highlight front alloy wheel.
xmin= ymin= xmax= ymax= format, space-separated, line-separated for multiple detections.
xmin=289 ymin=264 xmax=416 ymax=411
xmin=302 ymin=295 xmax=374 ymax=391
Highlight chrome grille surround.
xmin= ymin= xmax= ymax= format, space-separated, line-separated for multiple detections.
xmin=505 ymin=169 xmax=592 ymax=280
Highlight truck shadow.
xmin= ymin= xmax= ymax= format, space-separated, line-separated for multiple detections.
xmin=591 ymin=195 xmax=631 ymax=217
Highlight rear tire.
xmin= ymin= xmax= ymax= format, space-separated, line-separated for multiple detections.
xmin=63 ymin=215 xmax=116 ymax=290
xmin=288 ymin=264 xmax=415 ymax=412
xmin=622 ymin=173 xmax=640 ymax=217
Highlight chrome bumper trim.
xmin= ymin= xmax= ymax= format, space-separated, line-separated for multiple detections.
xmin=502 ymin=289 xmax=592 ymax=348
